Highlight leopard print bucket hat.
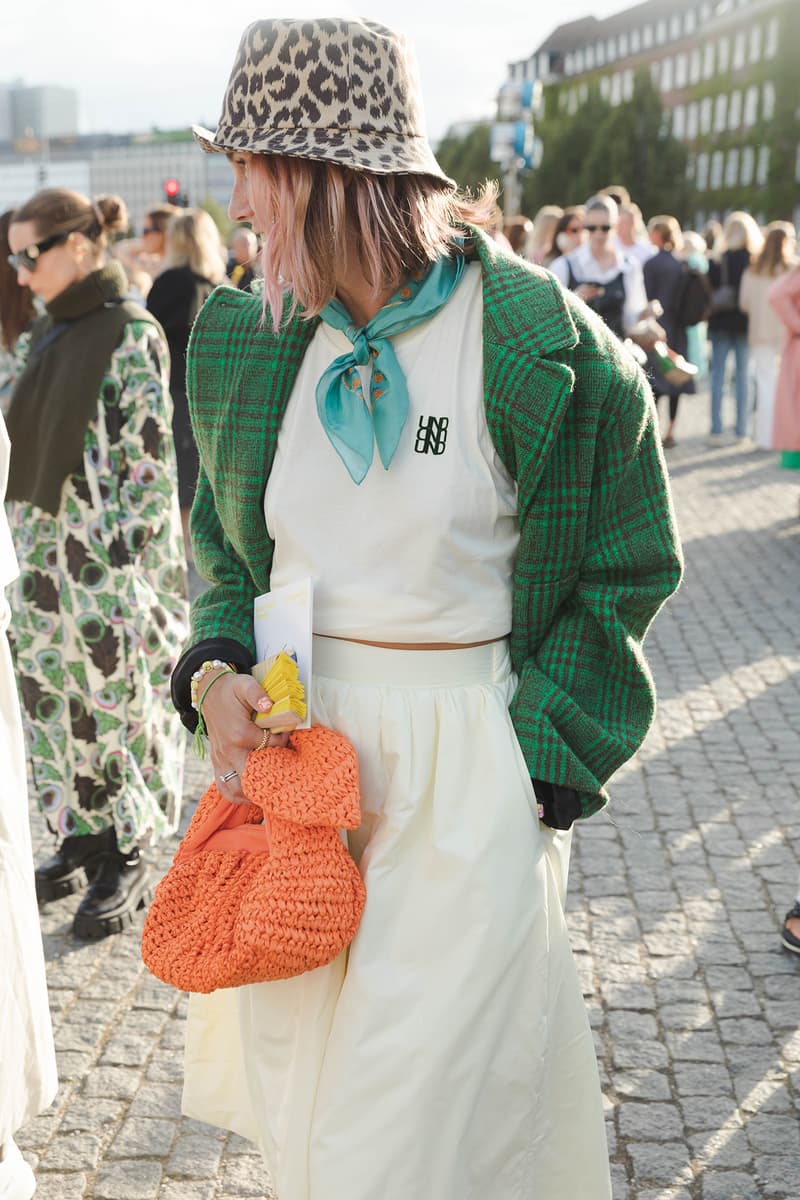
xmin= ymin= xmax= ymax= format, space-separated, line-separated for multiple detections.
xmin=192 ymin=17 xmax=455 ymax=188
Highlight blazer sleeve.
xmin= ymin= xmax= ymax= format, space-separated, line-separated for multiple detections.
xmin=170 ymin=290 xmax=264 ymax=727
xmin=510 ymin=346 xmax=683 ymax=821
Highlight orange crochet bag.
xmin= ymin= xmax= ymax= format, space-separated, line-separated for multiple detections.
xmin=141 ymin=725 xmax=366 ymax=994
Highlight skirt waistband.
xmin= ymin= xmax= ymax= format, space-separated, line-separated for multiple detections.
xmin=312 ymin=636 xmax=512 ymax=687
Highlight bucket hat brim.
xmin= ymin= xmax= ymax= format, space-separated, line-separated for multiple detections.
xmin=192 ymin=122 xmax=455 ymax=189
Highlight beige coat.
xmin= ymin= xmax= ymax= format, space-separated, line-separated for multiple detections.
xmin=740 ymin=268 xmax=787 ymax=349
xmin=0 ymin=414 xmax=57 ymax=1140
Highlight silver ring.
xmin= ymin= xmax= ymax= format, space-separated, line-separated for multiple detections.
xmin=219 ymin=769 xmax=238 ymax=783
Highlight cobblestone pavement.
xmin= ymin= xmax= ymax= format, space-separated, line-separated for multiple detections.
xmin=18 ymin=396 xmax=800 ymax=1199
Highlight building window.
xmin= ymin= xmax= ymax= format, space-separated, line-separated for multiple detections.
xmin=643 ymin=25 xmax=653 ymax=49
xmin=599 ymin=76 xmax=610 ymax=100
xmin=703 ymin=42 xmax=715 ymax=79
xmin=725 ymin=149 xmax=739 ymax=187
xmin=696 ymin=152 xmax=709 ymax=191
xmin=687 ymin=101 xmax=699 ymax=138
xmin=611 ymin=73 xmax=622 ymax=106
xmin=586 ymin=45 xmax=595 ymax=69
xmin=619 ymin=33 xmax=629 ymax=56
xmin=762 ymin=81 xmax=776 ymax=121
xmin=700 ymin=96 xmax=712 ymax=133
xmin=676 ymin=54 xmax=688 ymax=87
xmin=749 ymin=25 xmax=762 ymax=63
xmin=728 ymin=90 xmax=742 ymax=129
xmin=710 ymin=150 xmax=724 ymax=189
xmin=685 ymin=10 xmax=696 ymax=34
xmin=733 ymin=31 xmax=746 ymax=70
xmin=596 ymin=42 xmax=606 ymax=66
xmin=756 ymin=145 xmax=770 ymax=186
xmin=565 ymin=52 xmax=574 ymax=75
xmin=743 ymin=84 xmax=759 ymax=126
xmin=690 ymin=48 xmax=702 ymax=83
xmin=607 ymin=37 xmax=617 ymax=61
xmin=718 ymin=36 xmax=730 ymax=72
xmin=661 ymin=57 xmax=674 ymax=92
xmin=630 ymin=29 xmax=641 ymax=53
xmin=656 ymin=19 xmax=667 ymax=45
xmin=578 ymin=83 xmax=588 ymax=102
xmin=673 ymin=105 xmax=686 ymax=138
xmin=623 ymin=69 xmax=634 ymax=101
xmin=670 ymin=14 xmax=682 ymax=39
xmin=740 ymin=145 xmax=755 ymax=185
xmin=714 ymin=93 xmax=728 ymax=132
xmin=700 ymin=1 xmax=712 ymax=18
xmin=765 ymin=17 xmax=779 ymax=58
xmin=650 ymin=61 xmax=660 ymax=87
xmin=575 ymin=50 xmax=584 ymax=73
xmin=568 ymin=89 xmax=579 ymax=115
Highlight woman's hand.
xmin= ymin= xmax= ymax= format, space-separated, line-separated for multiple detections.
xmin=575 ymin=283 xmax=603 ymax=302
xmin=200 ymin=670 xmax=290 ymax=804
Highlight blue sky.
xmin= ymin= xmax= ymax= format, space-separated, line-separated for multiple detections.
xmin=4 ymin=0 xmax=630 ymax=143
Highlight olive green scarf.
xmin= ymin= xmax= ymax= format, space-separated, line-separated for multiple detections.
xmin=6 ymin=261 xmax=156 ymax=515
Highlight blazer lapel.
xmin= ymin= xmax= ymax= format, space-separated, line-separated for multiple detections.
xmin=473 ymin=230 xmax=579 ymax=519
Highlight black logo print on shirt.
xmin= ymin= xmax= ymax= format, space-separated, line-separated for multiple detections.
xmin=414 ymin=416 xmax=449 ymax=456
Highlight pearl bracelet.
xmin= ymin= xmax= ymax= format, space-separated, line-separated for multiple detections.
xmin=190 ymin=659 xmax=235 ymax=711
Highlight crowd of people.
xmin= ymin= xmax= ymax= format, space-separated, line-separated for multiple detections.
xmin=0 ymin=14 xmax=794 ymax=1200
xmin=505 ymin=191 xmax=800 ymax=456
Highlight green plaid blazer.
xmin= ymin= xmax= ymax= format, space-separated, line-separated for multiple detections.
xmin=182 ymin=230 xmax=682 ymax=820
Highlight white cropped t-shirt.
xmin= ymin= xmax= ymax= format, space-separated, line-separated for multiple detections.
xmin=264 ymin=262 xmax=519 ymax=642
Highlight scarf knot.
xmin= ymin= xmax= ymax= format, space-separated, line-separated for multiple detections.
xmin=316 ymin=253 xmax=464 ymax=484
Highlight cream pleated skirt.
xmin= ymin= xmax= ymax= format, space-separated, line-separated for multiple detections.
xmin=183 ymin=638 xmax=611 ymax=1200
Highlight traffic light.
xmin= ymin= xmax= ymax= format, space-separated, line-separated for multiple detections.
xmin=163 ymin=178 xmax=189 ymax=206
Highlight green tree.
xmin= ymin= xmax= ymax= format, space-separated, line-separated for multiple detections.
xmin=435 ymin=123 xmax=502 ymax=196
xmin=521 ymin=72 xmax=690 ymax=222
xmin=765 ymin=1 xmax=800 ymax=220
xmin=521 ymin=85 xmax=612 ymax=214
xmin=583 ymin=71 xmax=690 ymax=220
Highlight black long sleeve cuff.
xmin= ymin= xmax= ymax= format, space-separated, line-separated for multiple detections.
xmin=532 ymin=778 xmax=583 ymax=830
xmin=171 ymin=636 xmax=255 ymax=732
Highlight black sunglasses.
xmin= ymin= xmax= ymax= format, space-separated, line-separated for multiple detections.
xmin=7 ymin=230 xmax=70 ymax=273
xmin=585 ymin=224 xmax=612 ymax=233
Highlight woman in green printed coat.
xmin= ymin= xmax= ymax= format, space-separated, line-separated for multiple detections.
xmin=6 ymin=188 xmax=188 ymax=940
xmin=169 ymin=18 xmax=682 ymax=1200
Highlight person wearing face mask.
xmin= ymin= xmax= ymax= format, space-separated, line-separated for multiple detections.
xmin=550 ymin=195 xmax=648 ymax=339
xmin=542 ymin=207 xmax=585 ymax=268
xmin=5 ymin=188 xmax=188 ymax=942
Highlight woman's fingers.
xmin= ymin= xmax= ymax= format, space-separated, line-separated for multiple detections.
xmin=201 ymin=672 xmax=295 ymax=804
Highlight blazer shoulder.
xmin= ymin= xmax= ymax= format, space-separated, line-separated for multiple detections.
xmin=190 ymin=285 xmax=265 ymax=346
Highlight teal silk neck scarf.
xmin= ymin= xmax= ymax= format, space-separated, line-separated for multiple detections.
xmin=316 ymin=253 xmax=465 ymax=484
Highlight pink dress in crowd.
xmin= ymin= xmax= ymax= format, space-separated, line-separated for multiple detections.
xmin=769 ymin=267 xmax=800 ymax=452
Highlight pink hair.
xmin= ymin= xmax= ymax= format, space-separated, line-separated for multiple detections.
xmin=248 ymin=155 xmax=498 ymax=331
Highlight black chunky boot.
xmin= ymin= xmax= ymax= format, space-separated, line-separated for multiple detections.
xmin=72 ymin=838 xmax=152 ymax=940
xmin=35 ymin=826 xmax=117 ymax=903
